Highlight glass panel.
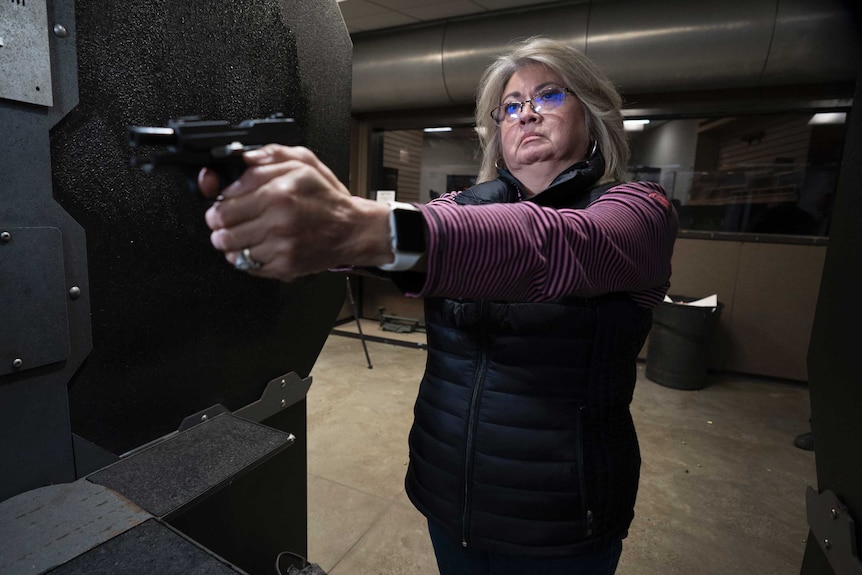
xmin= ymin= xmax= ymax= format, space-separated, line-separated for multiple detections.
xmin=627 ymin=113 xmax=847 ymax=237
xmin=380 ymin=110 xmax=848 ymax=239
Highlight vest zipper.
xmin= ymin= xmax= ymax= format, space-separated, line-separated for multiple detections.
xmin=576 ymin=404 xmax=593 ymax=536
xmin=461 ymin=300 xmax=489 ymax=547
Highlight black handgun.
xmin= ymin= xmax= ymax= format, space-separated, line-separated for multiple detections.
xmin=128 ymin=114 xmax=301 ymax=190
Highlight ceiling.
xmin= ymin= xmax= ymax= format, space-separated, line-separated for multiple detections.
xmin=337 ymin=0 xmax=858 ymax=132
xmin=336 ymin=0 xmax=557 ymax=34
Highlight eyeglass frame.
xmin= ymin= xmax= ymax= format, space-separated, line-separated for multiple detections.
xmin=490 ymin=86 xmax=576 ymax=126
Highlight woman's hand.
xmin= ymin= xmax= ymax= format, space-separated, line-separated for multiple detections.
xmin=200 ymin=144 xmax=392 ymax=282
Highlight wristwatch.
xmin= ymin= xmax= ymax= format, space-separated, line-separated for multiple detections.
xmin=378 ymin=201 xmax=426 ymax=271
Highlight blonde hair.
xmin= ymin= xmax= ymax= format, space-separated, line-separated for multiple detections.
xmin=475 ymin=37 xmax=628 ymax=185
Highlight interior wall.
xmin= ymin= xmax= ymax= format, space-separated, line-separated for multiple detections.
xmin=381 ymin=130 xmax=423 ymax=203
xmin=655 ymin=238 xmax=826 ymax=382
xmin=419 ymin=134 xmax=482 ymax=202
xmin=629 ymin=119 xmax=699 ymax=200
xmin=631 ymin=119 xmax=700 ymax=168
xmin=717 ymin=116 xmax=812 ymax=169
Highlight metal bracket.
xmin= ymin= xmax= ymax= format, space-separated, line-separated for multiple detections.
xmin=0 ymin=227 xmax=71 ymax=376
xmin=0 ymin=0 xmax=53 ymax=106
xmin=234 ymin=372 xmax=311 ymax=424
xmin=807 ymin=486 xmax=862 ymax=574
xmin=178 ymin=404 xmax=231 ymax=432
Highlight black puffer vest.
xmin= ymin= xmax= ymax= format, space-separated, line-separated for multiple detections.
xmin=404 ymin=154 xmax=654 ymax=556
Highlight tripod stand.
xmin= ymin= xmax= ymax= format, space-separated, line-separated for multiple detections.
xmin=345 ymin=276 xmax=373 ymax=369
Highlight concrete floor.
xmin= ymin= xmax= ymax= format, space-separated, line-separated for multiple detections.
xmin=306 ymin=322 xmax=816 ymax=574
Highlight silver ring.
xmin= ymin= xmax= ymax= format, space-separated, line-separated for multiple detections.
xmin=234 ymin=248 xmax=262 ymax=271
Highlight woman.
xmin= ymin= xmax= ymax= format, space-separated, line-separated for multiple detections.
xmin=202 ymin=37 xmax=677 ymax=574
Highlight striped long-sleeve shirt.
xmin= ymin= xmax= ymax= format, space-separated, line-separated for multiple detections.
xmin=410 ymin=180 xmax=678 ymax=308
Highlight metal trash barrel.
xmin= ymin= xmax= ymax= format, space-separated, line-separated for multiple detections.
xmin=646 ymin=295 xmax=723 ymax=390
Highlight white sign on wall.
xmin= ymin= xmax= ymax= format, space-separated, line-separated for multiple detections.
xmin=376 ymin=190 xmax=396 ymax=204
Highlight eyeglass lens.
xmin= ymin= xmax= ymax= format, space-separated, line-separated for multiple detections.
xmin=493 ymin=88 xmax=568 ymax=124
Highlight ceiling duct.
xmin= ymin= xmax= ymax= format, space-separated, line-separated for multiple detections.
xmin=351 ymin=0 xmax=859 ymax=114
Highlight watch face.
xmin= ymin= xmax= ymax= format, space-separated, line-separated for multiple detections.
xmin=393 ymin=208 xmax=426 ymax=253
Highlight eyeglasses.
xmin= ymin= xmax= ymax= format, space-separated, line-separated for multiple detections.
xmin=490 ymin=86 xmax=574 ymax=125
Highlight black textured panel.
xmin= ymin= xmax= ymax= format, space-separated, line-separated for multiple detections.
xmin=47 ymin=519 xmax=244 ymax=575
xmin=88 ymin=414 xmax=292 ymax=518
xmin=51 ymin=1 xmax=349 ymax=454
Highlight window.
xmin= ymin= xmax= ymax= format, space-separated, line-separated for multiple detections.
xmin=627 ymin=113 xmax=847 ymax=238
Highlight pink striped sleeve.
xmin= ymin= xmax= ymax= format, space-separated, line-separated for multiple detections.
xmin=409 ymin=181 xmax=677 ymax=307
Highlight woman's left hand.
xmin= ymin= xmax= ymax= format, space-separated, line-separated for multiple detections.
xmin=200 ymin=144 xmax=392 ymax=282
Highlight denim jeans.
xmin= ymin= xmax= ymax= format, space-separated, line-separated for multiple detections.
xmin=428 ymin=520 xmax=623 ymax=575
